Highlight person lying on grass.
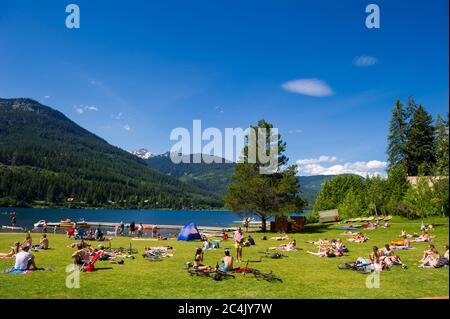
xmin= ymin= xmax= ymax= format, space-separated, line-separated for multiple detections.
xmin=306 ymin=238 xmax=331 ymax=245
xmin=419 ymin=244 xmax=441 ymax=268
xmin=270 ymin=239 xmax=300 ymax=251
xmin=271 ymin=236 xmax=289 ymax=241
xmin=67 ymin=240 xmax=91 ymax=249
xmin=307 ymin=247 xmax=337 ymax=258
xmin=390 ymin=238 xmax=412 ymax=250
xmin=0 ymin=241 xmax=20 ymax=258
xmin=382 ymin=244 xmax=407 ymax=269
xmin=348 ymin=232 xmax=368 ymax=243
xmin=13 ymin=245 xmax=38 ymax=271
xmin=413 ymin=230 xmax=432 ymax=242
xmin=400 ymin=229 xmax=420 ymax=239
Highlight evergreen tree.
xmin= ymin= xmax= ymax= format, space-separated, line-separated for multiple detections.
xmin=434 ymin=113 xmax=449 ymax=176
xmin=387 ymin=99 xmax=408 ymax=171
xmin=224 ymin=120 xmax=305 ymax=231
xmin=404 ymin=103 xmax=436 ymax=176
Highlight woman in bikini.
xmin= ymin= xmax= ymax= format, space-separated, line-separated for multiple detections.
xmin=0 ymin=241 xmax=20 ymax=258
xmin=22 ymin=233 xmax=32 ymax=248
xmin=193 ymin=248 xmax=211 ymax=271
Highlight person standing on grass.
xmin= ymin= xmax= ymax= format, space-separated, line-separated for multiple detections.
xmin=11 ymin=212 xmax=16 ymax=227
xmin=138 ymin=223 xmax=144 ymax=238
xmin=243 ymin=217 xmax=250 ymax=232
xmin=119 ymin=221 xmax=125 ymax=236
xmin=130 ymin=221 xmax=136 ymax=237
xmin=152 ymin=225 xmax=158 ymax=238
xmin=233 ymin=227 xmax=244 ymax=262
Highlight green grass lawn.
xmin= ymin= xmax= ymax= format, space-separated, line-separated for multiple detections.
xmin=0 ymin=217 xmax=448 ymax=299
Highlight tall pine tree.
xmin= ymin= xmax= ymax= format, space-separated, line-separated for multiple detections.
xmin=387 ymin=99 xmax=408 ymax=171
xmin=405 ymin=103 xmax=436 ymax=176
xmin=224 ymin=120 xmax=305 ymax=231
xmin=434 ymin=113 xmax=449 ymax=176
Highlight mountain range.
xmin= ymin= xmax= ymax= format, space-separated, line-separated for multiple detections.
xmin=143 ymin=151 xmax=338 ymax=207
xmin=0 ymin=97 xmax=342 ymax=210
xmin=0 ymin=98 xmax=222 ymax=209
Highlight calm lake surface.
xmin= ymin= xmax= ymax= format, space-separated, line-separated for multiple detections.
xmin=0 ymin=207 xmax=260 ymax=231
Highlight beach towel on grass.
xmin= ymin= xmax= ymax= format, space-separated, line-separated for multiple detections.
xmin=3 ymin=267 xmax=53 ymax=275
xmin=3 ymin=268 xmax=33 ymax=275
xmin=336 ymin=226 xmax=359 ymax=230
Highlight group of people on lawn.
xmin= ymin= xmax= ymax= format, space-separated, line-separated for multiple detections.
xmin=1 ymin=222 xmax=449 ymax=273
xmin=192 ymin=227 xmax=249 ymax=272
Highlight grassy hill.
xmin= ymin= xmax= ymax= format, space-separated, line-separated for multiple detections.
xmin=146 ymin=153 xmax=343 ymax=208
xmin=0 ymin=98 xmax=222 ymax=209
xmin=146 ymin=153 xmax=235 ymax=196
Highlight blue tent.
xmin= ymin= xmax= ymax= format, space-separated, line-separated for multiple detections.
xmin=178 ymin=222 xmax=201 ymax=241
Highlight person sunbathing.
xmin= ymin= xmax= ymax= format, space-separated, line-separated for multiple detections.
xmin=369 ymin=246 xmax=385 ymax=271
xmin=307 ymin=247 xmax=336 ymax=257
xmin=22 ymin=233 xmax=32 ymax=248
xmin=67 ymin=240 xmax=90 ymax=249
xmin=382 ymin=244 xmax=407 ymax=268
xmin=334 ymin=239 xmax=345 ymax=256
xmin=420 ymin=245 xmax=441 ymax=268
xmin=400 ymin=229 xmax=408 ymax=238
xmin=0 ymin=241 xmax=20 ymax=258
xmin=221 ymin=232 xmax=229 ymax=241
xmin=391 ymin=238 xmax=411 ymax=250
xmin=270 ymin=236 xmax=289 ymax=241
xmin=13 ymin=245 xmax=37 ymax=270
xmin=33 ymin=234 xmax=49 ymax=250
xmin=72 ymin=243 xmax=92 ymax=266
xmin=193 ymin=248 xmax=212 ymax=272
xmin=413 ymin=231 xmax=432 ymax=242
xmin=219 ymin=248 xmax=234 ymax=271
xmin=341 ymin=231 xmax=357 ymax=236
xmin=348 ymin=232 xmax=368 ymax=243
xmin=270 ymin=239 xmax=300 ymax=251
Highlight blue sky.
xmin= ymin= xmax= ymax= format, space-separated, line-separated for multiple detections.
xmin=0 ymin=0 xmax=448 ymax=176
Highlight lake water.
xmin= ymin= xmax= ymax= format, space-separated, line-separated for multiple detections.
xmin=0 ymin=207 xmax=259 ymax=231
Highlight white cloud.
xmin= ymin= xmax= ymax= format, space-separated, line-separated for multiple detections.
xmin=112 ymin=112 xmax=123 ymax=120
xmin=44 ymin=95 xmax=50 ymax=99
xmin=73 ymin=105 xmax=98 ymax=114
xmin=123 ymin=124 xmax=131 ymax=131
xmin=297 ymin=157 xmax=387 ymax=177
xmin=353 ymin=56 xmax=378 ymax=67
xmin=288 ymin=129 xmax=303 ymax=134
xmin=281 ymin=78 xmax=334 ymax=97
xmin=297 ymin=155 xmax=337 ymax=165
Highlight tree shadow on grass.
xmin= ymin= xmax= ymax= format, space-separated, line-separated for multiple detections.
xmin=93 ymin=267 xmax=114 ymax=271
xmin=301 ymin=223 xmax=335 ymax=234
